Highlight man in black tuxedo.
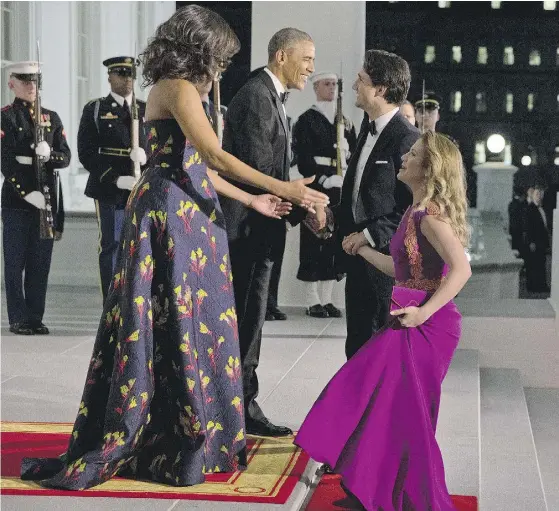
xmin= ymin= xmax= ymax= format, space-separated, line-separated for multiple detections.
xmin=339 ymin=50 xmax=420 ymax=359
xmin=220 ymin=28 xmax=317 ymax=437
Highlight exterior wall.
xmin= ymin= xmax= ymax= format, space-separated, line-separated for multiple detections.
xmin=1 ymin=1 xmax=176 ymax=213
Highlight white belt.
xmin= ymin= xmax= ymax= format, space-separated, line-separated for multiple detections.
xmin=16 ymin=156 xmax=33 ymax=165
xmin=314 ymin=156 xmax=336 ymax=167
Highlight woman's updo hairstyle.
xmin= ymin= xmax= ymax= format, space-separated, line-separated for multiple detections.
xmin=141 ymin=4 xmax=240 ymax=87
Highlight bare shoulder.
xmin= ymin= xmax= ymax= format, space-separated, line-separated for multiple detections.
xmin=146 ymin=79 xmax=198 ymax=120
xmin=419 ymin=207 xmax=452 ymax=238
xmin=158 ymin=78 xmax=197 ymax=97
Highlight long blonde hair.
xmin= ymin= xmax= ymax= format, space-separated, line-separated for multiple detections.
xmin=418 ymin=131 xmax=470 ymax=247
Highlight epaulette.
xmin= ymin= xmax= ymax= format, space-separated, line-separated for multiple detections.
xmin=1 ymin=104 xmax=13 ymax=112
xmin=86 ymin=98 xmax=103 ymax=106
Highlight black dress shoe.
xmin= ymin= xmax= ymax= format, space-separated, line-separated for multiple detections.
xmin=246 ymin=418 xmax=293 ymax=437
xmin=323 ymin=303 xmax=343 ymax=318
xmin=31 ymin=322 xmax=50 ymax=335
xmin=306 ymin=304 xmax=328 ymax=318
xmin=267 ymin=307 xmax=287 ymax=320
xmin=265 ymin=311 xmax=275 ymax=321
xmin=9 ymin=323 xmax=34 ymax=335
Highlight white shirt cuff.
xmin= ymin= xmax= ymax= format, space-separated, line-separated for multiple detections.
xmin=363 ymin=229 xmax=375 ymax=248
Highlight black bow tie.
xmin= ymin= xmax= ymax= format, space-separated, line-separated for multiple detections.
xmin=369 ymin=120 xmax=377 ymax=136
xmin=280 ymin=92 xmax=290 ymax=105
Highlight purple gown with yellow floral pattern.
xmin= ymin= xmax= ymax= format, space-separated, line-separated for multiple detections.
xmin=22 ymin=119 xmax=247 ymax=489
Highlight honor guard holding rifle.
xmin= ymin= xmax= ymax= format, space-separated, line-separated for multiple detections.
xmin=414 ymin=89 xmax=459 ymax=146
xmin=292 ymin=72 xmax=356 ymax=318
xmin=78 ymin=56 xmax=147 ymax=303
xmin=199 ymin=74 xmax=228 ymax=139
xmin=1 ymin=60 xmax=71 ymax=335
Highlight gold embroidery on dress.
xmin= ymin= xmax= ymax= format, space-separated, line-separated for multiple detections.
xmin=399 ymin=204 xmax=444 ymax=292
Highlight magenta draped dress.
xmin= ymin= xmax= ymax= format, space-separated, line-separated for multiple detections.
xmin=295 ymin=203 xmax=460 ymax=511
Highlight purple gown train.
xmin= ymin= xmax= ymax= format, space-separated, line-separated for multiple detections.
xmin=295 ymin=203 xmax=460 ymax=511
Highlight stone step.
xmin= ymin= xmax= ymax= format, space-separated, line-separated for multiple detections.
xmin=525 ymin=387 xmax=559 ymax=511
xmin=480 ymin=368 xmax=547 ymax=511
xmin=286 ymin=348 xmax=481 ymax=509
xmin=437 ymin=349 xmax=480 ymax=498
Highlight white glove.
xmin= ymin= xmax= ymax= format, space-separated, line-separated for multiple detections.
xmin=24 ymin=191 xmax=46 ymax=209
xmin=35 ymin=141 xmax=51 ymax=161
xmin=130 ymin=147 xmax=147 ymax=165
xmin=116 ymin=176 xmax=138 ymax=191
xmin=334 ymin=138 xmax=350 ymax=154
xmin=323 ymin=175 xmax=344 ymax=190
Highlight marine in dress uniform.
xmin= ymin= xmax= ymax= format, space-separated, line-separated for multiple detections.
xmin=293 ymin=72 xmax=357 ymax=318
xmin=1 ymin=61 xmax=71 ymax=335
xmin=78 ymin=56 xmax=147 ymax=303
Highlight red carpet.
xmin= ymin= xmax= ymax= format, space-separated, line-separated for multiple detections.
xmin=0 ymin=421 xmax=308 ymax=503
xmin=305 ymin=474 xmax=478 ymax=511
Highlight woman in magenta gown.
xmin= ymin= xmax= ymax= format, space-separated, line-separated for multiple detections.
xmin=296 ymin=131 xmax=472 ymax=511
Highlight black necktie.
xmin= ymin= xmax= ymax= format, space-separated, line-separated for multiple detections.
xmin=122 ymin=100 xmax=130 ymax=122
xmin=280 ymin=92 xmax=289 ymax=105
xmin=369 ymin=120 xmax=377 ymax=136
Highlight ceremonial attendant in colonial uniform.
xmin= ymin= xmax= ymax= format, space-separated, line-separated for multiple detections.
xmin=1 ymin=61 xmax=71 ymax=335
xmin=78 ymin=56 xmax=147 ymax=303
xmin=293 ymin=72 xmax=356 ymax=318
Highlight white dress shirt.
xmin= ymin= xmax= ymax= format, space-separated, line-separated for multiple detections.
xmin=352 ymin=107 xmax=399 ymax=247
xmin=538 ymin=206 xmax=548 ymax=229
xmin=110 ymin=91 xmax=133 ymax=110
xmin=264 ymin=67 xmax=287 ymax=116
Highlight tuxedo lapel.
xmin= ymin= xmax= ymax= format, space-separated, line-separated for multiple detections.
xmin=256 ymin=71 xmax=290 ymax=174
xmin=258 ymin=71 xmax=289 ymax=138
xmin=341 ymin=119 xmax=369 ymax=208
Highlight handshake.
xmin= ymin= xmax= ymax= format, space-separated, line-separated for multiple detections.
xmin=304 ymin=206 xmax=335 ymax=240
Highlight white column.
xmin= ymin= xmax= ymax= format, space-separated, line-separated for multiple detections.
xmin=550 ymin=192 xmax=559 ymax=313
xmin=473 ymin=162 xmax=518 ymax=224
xmin=251 ymin=1 xmax=366 ymax=308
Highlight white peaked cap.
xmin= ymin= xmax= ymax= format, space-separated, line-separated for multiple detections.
xmin=4 ymin=61 xmax=42 ymax=75
xmin=311 ymin=72 xmax=338 ymax=84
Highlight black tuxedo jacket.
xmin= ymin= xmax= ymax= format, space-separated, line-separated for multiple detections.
xmin=338 ymin=111 xmax=420 ymax=251
xmin=524 ymin=203 xmax=550 ymax=253
xmin=220 ymin=70 xmax=304 ymax=242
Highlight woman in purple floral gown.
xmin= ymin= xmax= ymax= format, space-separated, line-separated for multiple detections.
xmin=21 ymin=5 xmax=328 ymax=491
xmin=296 ymin=131 xmax=472 ymax=511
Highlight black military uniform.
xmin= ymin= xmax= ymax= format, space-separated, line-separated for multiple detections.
xmin=1 ymin=62 xmax=71 ymax=335
xmin=78 ymin=56 xmax=146 ymax=303
xmin=293 ymin=100 xmax=357 ymax=317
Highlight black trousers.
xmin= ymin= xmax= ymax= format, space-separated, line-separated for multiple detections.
xmin=2 ymin=209 xmax=54 ymax=326
xmin=229 ymin=224 xmax=287 ymax=423
xmin=94 ymin=201 xmax=125 ymax=304
xmin=266 ymin=231 xmax=286 ymax=311
xmin=344 ymin=254 xmax=394 ymax=359
xmin=525 ymin=250 xmax=548 ymax=292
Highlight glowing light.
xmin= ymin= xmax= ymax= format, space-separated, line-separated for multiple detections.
xmin=521 ymin=155 xmax=532 ymax=166
xmin=487 ymin=134 xmax=506 ymax=154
